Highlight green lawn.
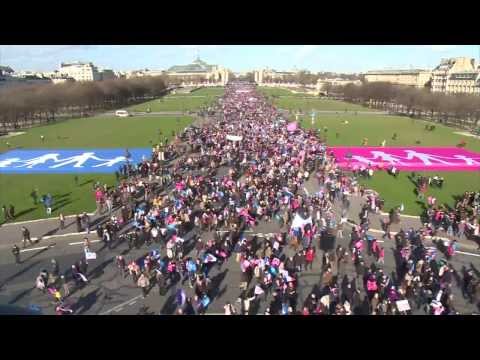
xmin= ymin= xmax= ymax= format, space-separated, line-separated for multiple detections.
xmin=258 ymin=87 xmax=300 ymax=97
xmin=0 ymin=115 xmax=193 ymax=153
xmin=0 ymin=114 xmax=193 ymax=222
xmin=188 ymin=87 xmax=225 ymax=96
xmin=0 ymin=174 xmax=116 ymax=223
xmin=299 ymin=114 xmax=480 ymax=152
xmin=297 ymin=112 xmax=480 ymax=215
xmin=274 ymin=97 xmax=374 ymax=113
xmin=128 ymin=87 xmax=224 ymax=112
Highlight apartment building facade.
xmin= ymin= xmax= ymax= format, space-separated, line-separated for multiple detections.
xmin=364 ymin=69 xmax=432 ymax=88
xmin=59 ymin=62 xmax=101 ymax=82
xmin=431 ymin=57 xmax=480 ymax=95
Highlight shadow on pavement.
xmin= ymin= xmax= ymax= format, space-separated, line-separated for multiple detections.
xmin=87 ymin=257 xmax=115 ymax=281
xmin=8 ymin=286 xmax=35 ymax=304
xmin=75 ymin=288 xmax=101 ymax=315
xmin=160 ymin=293 xmax=177 ymax=315
xmin=21 ymin=247 xmax=50 ymax=263
xmin=208 ymin=268 xmax=229 ymax=301
xmin=0 ymin=259 xmax=43 ymax=290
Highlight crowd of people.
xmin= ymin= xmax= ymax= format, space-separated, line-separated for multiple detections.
xmin=14 ymin=82 xmax=480 ymax=315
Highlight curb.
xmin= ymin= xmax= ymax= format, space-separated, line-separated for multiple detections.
xmin=1 ymin=212 xmax=96 ymax=227
xmin=358 ymin=225 xmax=479 ymax=254
xmin=379 ymin=212 xmax=419 ymax=220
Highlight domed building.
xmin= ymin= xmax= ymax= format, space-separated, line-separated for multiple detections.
xmin=166 ymin=57 xmax=230 ymax=86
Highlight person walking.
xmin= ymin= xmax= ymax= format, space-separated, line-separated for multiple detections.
xmin=156 ymin=269 xmax=167 ymax=296
xmin=82 ymin=213 xmax=90 ymax=234
xmin=12 ymin=245 xmax=21 ymax=264
xmin=137 ymin=273 xmax=150 ymax=299
xmin=30 ymin=188 xmax=38 ymax=205
xmin=116 ymin=255 xmax=126 ymax=278
xmin=45 ymin=194 xmax=53 ymax=216
xmin=21 ymin=226 xmax=33 ymax=248
xmin=305 ymin=247 xmax=315 ymax=271
xmin=106 ymin=195 xmax=113 ymax=214
xmin=103 ymin=228 xmax=112 ymax=249
xmin=2 ymin=204 xmax=10 ymax=222
xmin=8 ymin=204 xmax=15 ymax=220
xmin=76 ymin=214 xmax=82 ymax=233
xmin=59 ymin=275 xmax=70 ymax=297
xmin=59 ymin=213 xmax=65 ymax=230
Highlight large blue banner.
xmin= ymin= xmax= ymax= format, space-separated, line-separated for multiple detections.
xmin=0 ymin=148 xmax=151 ymax=174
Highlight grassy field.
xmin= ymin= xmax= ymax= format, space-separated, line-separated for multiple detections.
xmin=298 ymin=113 xmax=480 ymax=215
xmin=258 ymin=87 xmax=306 ymax=97
xmin=0 ymin=115 xmax=192 ymax=153
xmin=1 ymin=174 xmax=117 ymax=223
xmin=258 ymin=87 xmax=372 ymax=112
xmin=299 ymin=114 xmax=480 ymax=151
xmin=128 ymin=87 xmax=224 ymax=112
xmin=0 ymin=114 xmax=193 ymax=222
xmin=274 ymin=97 xmax=375 ymax=113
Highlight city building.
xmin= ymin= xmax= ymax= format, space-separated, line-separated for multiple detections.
xmin=254 ymin=68 xmax=299 ymax=84
xmin=0 ymin=65 xmax=14 ymax=77
xmin=165 ymin=57 xmax=229 ymax=85
xmin=363 ymin=69 xmax=432 ymax=88
xmin=431 ymin=57 xmax=480 ymax=95
xmin=59 ymin=61 xmax=101 ymax=82
xmin=316 ymin=78 xmax=362 ymax=93
xmin=0 ymin=67 xmax=54 ymax=88
xmin=98 ymin=68 xmax=117 ymax=81
xmin=125 ymin=69 xmax=165 ymax=79
xmin=32 ymin=70 xmax=75 ymax=84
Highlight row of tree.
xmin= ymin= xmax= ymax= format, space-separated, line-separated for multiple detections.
xmin=332 ymin=82 xmax=480 ymax=128
xmin=245 ymin=71 xmax=361 ymax=87
xmin=0 ymin=76 xmax=169 ymax=131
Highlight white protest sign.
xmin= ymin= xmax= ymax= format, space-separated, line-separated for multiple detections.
xmin=85 ymin=251 xmax=97 ymax=260
xmin=396 ymin=300 xmax=410 ymax=312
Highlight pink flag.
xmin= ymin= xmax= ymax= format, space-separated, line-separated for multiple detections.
xmin=287 ymin=122 xmax=298 ymax=132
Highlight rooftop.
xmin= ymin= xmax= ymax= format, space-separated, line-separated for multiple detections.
xmin=60 ymin=61 xmax=94 ymax=67
xmin=167 ymin=57 xmax=216 ymax=73
xmin=365 ymin=69 xmax=430 ymax=75
xmin=0 ymin=65 xmax=14 ymax=73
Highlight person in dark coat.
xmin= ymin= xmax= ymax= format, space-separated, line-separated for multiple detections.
xmin=156 ymin=270 xmax=167 ymax=296
xmin=21 ymin=227 xmax=33 ymax=248
xmin=294 ymin=251 xmax=306 ymax=272
xmin=8 ymin=204 xmax=15 ymax=219
xmin=76 ymin=215 xmax=82 ymax=233
xmin=12 ymin=245 xmax=20 ymax=264
xmin=78 ymin=260 xmax=88 ymax=276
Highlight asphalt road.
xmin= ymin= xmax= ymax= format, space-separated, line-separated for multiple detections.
xmin=1 ymin=206 xmax=479 ymax=315
xmin=1 ymin=115 xmax=479 ymax=315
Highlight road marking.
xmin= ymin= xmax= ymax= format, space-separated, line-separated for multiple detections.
xmin=347 ymin=222 xmax=480 ymax=257
xmin=2 ymin=213 xmax=95 ymax=226
xmin=25 ymin=231 xmax=89 ymax=244
xmin=68 ymin=239 xmax=101 ymax=246
xmin=99 ymin=294 xmax=143 ymax=315
xmin=456 ymin=251 xmax=480 ymax=258
xmin=379 ymin=212 xmax=419 ymax=219
xmin=20 ymin=245 xmax=51 ymax=253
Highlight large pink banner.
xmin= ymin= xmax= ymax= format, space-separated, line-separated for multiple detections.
xmin=329 ymin=146 xmax=480 ymax=171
